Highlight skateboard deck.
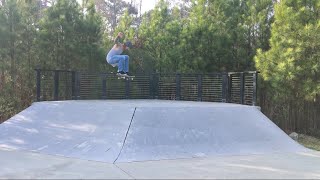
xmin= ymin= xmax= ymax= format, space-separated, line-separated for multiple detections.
xmin=116 ymin=74 xmax=135 ymax=80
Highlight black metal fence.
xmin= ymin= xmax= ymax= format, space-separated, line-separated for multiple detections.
xmin=35 ymin=69 xmax=259 ymax=106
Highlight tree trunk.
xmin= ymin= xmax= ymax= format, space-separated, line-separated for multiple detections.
xmin=9 ymin=6 xmax=15 ymax=94
xmin=139 ymin=0 xmax=142 ymax=18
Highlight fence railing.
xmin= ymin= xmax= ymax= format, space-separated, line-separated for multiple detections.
xmin=35 ymin=69 xmax=259 ymax=106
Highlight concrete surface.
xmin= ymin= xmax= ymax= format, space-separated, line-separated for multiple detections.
xmin=117 ymin=106 xmax=306 ymax=162
xmin=1 ymin=148 xmax=320 ymax=179
xmin=117 ymin=151 xmax=320 ymax=179
xmin=0 ymin=148 xmax=131 ymax=179
xmin=0 ymin=101 xmax=135 ymax=162
xmin=0 ymin=100 xmax=319 ymax=179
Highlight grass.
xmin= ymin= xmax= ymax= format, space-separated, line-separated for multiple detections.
xmin=297 ymin=134 xmax=320 ymax=151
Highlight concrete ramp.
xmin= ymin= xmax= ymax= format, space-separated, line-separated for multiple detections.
xmin=116 ymin=106 xmax=306 ymax=162
xmin=0 ymin=100 xmax=307 ymax=164
xmin=0 ymin=101 xmax=134 ymax=162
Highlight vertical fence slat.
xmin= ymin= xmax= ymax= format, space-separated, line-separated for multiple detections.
xmin=240 ymin=72 xmax=244 ymax=104
xmin=125 ymin=79 xmax=130 ymax=99
xmin=227 ymin=73 xmax=232 ymax=103
xmin=222 ymin=73 xmax=228 ymax=103
xmin=176 ymin=74 xmax=181 ymax=100
xmin=72 ymin=71 xmax=76 ymax=100
xmin=54 ymin=71 xmax=59 ymax=101
xmin=149 ymin=74 xmax=154 ymax=99
xmin=36 ymin=69 xmax=41 ymax=102
xmin=102 ymin=74 xmax=107 ymax=99
xmin=197 ymin=74 xmax=202 ymax=101
xmin=252 ymin=72 xmax=258 ymax=106
xmin=153 ymin=74 xmax=159 ymax=99
xmin=75 ymin=72 xmax=80 ymax=100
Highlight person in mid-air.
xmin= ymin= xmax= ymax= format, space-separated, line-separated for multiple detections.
xmin=106 ymin=32 xmax=132 ymax=76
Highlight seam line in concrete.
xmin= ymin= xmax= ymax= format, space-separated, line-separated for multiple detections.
xmin=114 ymin=164 xmax=135 ymax=179
xmin=113 ymin=107 xmax=137 ymax=163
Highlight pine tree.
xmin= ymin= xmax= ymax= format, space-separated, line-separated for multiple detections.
xmin=79 ymin=0 xmax=104 ymax=71
xmin=0 ymin=0 xmax=40 ymax=120
xmin=138 ymin=0 xmax=172 ymax=73
xmin=255 ymin=0 xmax=320 ymax=100
xmin=95 ymin=0 xmax=137 ymax=35
xmin=37 ymin=0 xmax=83 ymax=69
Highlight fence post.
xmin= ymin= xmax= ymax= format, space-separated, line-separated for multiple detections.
xmin=54 ymin=71 xmax=59 ymax=101
xmin=153 ymin=74 xmax=159 ymax=99
xmin=149 ymin=74 xmax=154 ymax=99
xmin=176 ymin=74 xmax=181 ymax=100
xmin=102 ymin=74 xmax=107 ymax=99
xmin=228 ymin=73 xmax=232 ymax=103
xmin=75 ymin=72 xmax=80 ymax=100
xmin=125 ymin=79 xmax=130 ymax=99
xmin=71 ymin=71 xmax=76 ymax=100
xmin=36 ymin=69 xmax=41 ymax=101
xmin=197 ymin=74 xmax=202 ymax=101
xmin=240 ymin=72 xmax=245 ymax=104
xmin=252 ymin=72 xmax=258 ymax=106
xmin=222 ymin=73 xmax=228 ymax=103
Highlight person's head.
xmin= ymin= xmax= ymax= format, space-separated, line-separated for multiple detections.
xmin=124 ymin=41 xmax=133 ymax=49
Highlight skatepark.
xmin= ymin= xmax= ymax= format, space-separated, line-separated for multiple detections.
xmin=1 ymin=0 xmax=320 ymax=178
xmin=1 ymin=100 xmax=320 ymax=179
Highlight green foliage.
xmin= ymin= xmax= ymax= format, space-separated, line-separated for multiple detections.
xmin=37 ymin=0 xmax=81 ymax=69
xmin=80 ymin=0 xmax=105 ymax=71
xmin=138 ymin=0 xmax=182 ymax=73
xmin=255 ymin=0 xmax=320 ymax=101
xmin=0 ymin=0 xmax=39 ymax=122
xmin=114 ymin=10 xmax=135 ymax=39
xmin=36 ymin=0 xmax=105 ymax=71
xmin=0 ymin=0 xmax=106 ymax=121
xmin=133 ymin=0 xmax=273 ymax=73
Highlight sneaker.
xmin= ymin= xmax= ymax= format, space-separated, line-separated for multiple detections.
xmin=116 ymin=71 xmax=126 ymax=76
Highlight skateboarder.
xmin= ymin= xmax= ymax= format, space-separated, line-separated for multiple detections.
xmin=106 ymin=32 xmax=133 ymax=77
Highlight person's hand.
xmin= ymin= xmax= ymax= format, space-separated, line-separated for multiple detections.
xmin=122 ymin=44 xmax=127 ymax=51
xmin=118 ymin=32 xmax=124 ymax=38
xmin=114 ymin=32 xmax=124 ymax=44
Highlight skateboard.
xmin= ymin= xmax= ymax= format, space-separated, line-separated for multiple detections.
xmin=116 ymin=74 xmax=135 ymax=80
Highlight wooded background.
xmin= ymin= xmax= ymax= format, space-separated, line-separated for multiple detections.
xmin=0 ymin=0 xmax=319 ymax=136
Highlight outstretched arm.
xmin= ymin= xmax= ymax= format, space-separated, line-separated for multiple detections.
xmin=114 ymin=32 xmax=124 ymax=48
xmin=113 ymin=32 xmax=133 ymax=51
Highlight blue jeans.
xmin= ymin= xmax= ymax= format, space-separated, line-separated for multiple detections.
xmin=107 ymin=55 xmax=129 ymax=72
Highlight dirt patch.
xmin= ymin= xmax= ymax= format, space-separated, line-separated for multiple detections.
xmin=298 ymin=134 xmax=320 ymax=151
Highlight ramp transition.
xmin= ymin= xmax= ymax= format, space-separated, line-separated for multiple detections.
xmin=0 ymin=100 xmax=307 ymax=163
